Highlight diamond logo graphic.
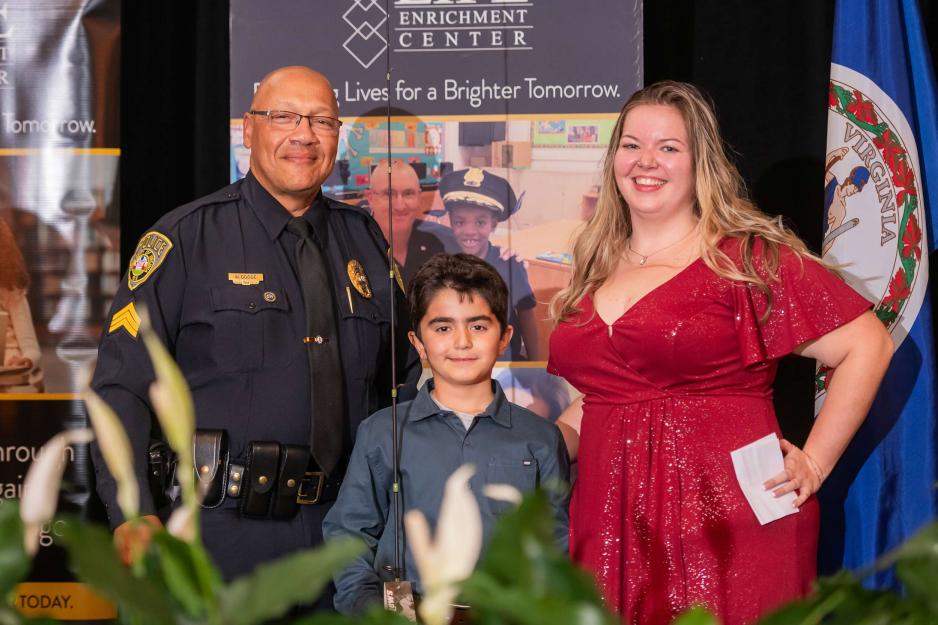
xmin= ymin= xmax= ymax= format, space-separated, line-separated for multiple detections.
xmin=343 ymin=0 xmax=388 ymax=69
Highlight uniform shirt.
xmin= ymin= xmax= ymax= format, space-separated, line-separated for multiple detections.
xmin=323 ymin=379 xmax=570 ymax=615
xmin=483 ymin=244 xmax=536 ymax=361
xmin=399 ymin=221 xmax=447 ymax=286
xmin=90 ymin=172 xmax=419 ymax=579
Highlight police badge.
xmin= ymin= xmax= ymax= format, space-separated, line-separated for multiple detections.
xmin=347 ymin=259 xmax=373 ymax=299
xmin=463 ymin=167 xmax=485 ymax=187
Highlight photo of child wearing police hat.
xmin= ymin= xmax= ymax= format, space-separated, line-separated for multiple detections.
xmin=438 ymin=167 xmax=543 ymax=361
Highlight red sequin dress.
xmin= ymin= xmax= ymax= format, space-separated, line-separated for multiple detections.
xmin=548 ymin=239 xmax=871 ymax=625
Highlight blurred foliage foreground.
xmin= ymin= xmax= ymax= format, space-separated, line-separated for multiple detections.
xmin=1 ymin=492 xmax=937 ymax=625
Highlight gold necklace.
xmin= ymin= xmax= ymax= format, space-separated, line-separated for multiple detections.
xmin=627 ymin=224 xmax=698 ymax=266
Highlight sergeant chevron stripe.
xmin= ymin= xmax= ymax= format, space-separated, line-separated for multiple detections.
xmin=108 ymin=302 xmax=141 ymax=338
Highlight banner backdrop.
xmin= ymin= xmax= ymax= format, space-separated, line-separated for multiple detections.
xmin=0 ymin=0 xmax=120 ymax=619
xmin=230 ymin=0 xmax=643 ymax=417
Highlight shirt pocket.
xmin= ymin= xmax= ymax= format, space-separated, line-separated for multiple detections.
xmin=210 ymin=284 xmax=292 ymax=371
xmin=338 ymin=291 xmax=389 ymax=381
xmin=486 ymin=458 xmax=538 ymax=515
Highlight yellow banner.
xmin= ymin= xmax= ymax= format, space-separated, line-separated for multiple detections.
xmin=13 ymin=582 xmax=116 ymax=620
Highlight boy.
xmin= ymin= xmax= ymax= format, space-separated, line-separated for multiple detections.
xmin=323 ymin=253 xmax=569 ymax=615
xmin=438 ymin=168 xmax=542 ymax=361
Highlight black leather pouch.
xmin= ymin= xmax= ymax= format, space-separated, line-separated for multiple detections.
xmin=147 ymin=439 xmax=178 ymax=514
xmin=242 ymin=441 xmax=281 ymax=517
xmin=271 ymin=444 xmax=308 ymax=519
xmin=194 ymin=429 xmax=229 ymax=509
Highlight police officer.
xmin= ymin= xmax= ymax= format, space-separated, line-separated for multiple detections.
xmin=90 ymin=66 xmax=419 ymax=582
xmin=438 ymin=168 xmax=542 ymax=360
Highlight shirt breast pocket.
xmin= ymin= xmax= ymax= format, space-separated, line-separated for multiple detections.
xmin=210 ymin=284 xmax=293 ymax=371
xmin=486 ymin=458 xmax=538 ymax=515
xmin=338 ymin=293 xmax=389 ymax=376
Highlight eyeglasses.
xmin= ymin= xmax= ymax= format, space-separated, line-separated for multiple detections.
xmin=249 ymin=110 xmax=343 ymax=135
xmin=372 ymin=189 xmax=420 ymax=201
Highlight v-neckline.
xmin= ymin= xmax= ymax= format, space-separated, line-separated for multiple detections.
xmin=590 ymin=256 xmax=705 ymax=327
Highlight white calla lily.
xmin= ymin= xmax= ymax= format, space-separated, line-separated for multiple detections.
xmin=139 ymin=309 xmax=198 ymax=528
xmin=404 ymin=464 xmax=482 ymax=625
xmin=20 ymin=429 xmax=94 ymax=555
xmin=483 ymin=483 xmax=522 ymax=506
xmin=165 ymin=503 xmax=197 ymax=542
xmin=140 ymin=311 xmax=194 ymax=460
xmin=84 ymin=390 xmax=139 ymax=520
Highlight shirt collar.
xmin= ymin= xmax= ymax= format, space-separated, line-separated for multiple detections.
xmin=242 ymin=171 xmax=329 ymax=243
xmin=410 ymin=379 xmax=512 ymax=428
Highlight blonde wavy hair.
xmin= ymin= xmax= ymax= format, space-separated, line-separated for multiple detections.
xmin=551 ymin=81 xmax=818 ymax=323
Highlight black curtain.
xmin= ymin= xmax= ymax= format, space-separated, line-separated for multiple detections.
xmin=120 ymin=0 xmax=230 ymax=265
xmin=121 ymin=0 xmax=938 ymax=437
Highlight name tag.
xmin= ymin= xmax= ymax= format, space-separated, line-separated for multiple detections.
xmin=228 ymin=272 xmax=264 ymax=286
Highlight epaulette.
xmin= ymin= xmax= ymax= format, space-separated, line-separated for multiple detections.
xmin=325 ymin=195 xmax=371 ymax=219
xmin=152 ymin=179 xmax=245 ymax=231
xmin=325 ymin=195 xmax=392 ymax=268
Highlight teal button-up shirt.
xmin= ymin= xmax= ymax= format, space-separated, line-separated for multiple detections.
xmin=323 ymin=379 xmax=570 ymax=614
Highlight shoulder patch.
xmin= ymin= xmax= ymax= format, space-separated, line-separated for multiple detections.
xmin=128 ymin=231 xmax=173 ymax=290
xmin=108 ymin=302 xmax=141 ymax=338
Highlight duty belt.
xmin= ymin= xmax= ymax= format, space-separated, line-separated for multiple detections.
xmin=193 ymin=430 xmax=342 ymax=520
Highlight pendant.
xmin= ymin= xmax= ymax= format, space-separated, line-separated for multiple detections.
xmin=638 ymin=255 xmax=647 ymax=266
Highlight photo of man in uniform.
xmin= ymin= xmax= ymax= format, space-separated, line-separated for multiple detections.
xmin=365 ymin=159 xmax=448 ymax=286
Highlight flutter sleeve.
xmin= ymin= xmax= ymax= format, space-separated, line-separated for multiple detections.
xmin=732 ymin=240 xmax=872 ymax=367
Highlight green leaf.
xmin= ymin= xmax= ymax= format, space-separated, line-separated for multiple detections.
xmin=461 ymin=490 xmax=616 ymax=625
xmin=463 ymin=573 xmax=613 ymax=625
xmin=883 ymin=522 xmax=938 ymax=565
xmin=57 ymin=517 xmax=176 ymax=625
xmin=469 ymin=491 xmax=607 ymax=604
xmin=671 ymin=606 xmax=720 ymax=625
xmin=218 ymin=536 xmax=365 ymax=625
xmin=150 ymin=531 xmax=223 ymax=620
xmin=0 ymin=606 xmax=59 ymax=625
xmin=896 ymin=557 xmax=938 ymax=616
xmin=287 ymin=606 xmax=415 ymax=625
xmin=0 ymin=502 xmax=29 ymax=596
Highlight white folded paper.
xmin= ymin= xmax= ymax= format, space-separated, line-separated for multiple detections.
xmin=730 ymin=433 xmax=799 ymax=525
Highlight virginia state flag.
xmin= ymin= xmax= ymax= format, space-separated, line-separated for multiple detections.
xmin=817 ymin=0 xmax=938 ymax=587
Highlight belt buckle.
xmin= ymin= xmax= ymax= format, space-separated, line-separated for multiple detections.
xmin=297 ymin=471 xmax=324 ymax=505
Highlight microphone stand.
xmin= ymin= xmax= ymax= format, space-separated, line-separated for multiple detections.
xmin=381 ymin=0 xmax=416 ymax=618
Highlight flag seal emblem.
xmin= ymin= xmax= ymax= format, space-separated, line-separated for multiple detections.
xmin=817 ymin=64 xmax=929 ymax=396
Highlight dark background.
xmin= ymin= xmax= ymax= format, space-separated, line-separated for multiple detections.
xmin=120 ymin=0 xmax=938 ymax=450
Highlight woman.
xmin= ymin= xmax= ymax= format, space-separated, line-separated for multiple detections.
xmin=548 ymin=82 xmax=893 ymax=625
xmin=0 ymin=216 xmax=43 ymax=392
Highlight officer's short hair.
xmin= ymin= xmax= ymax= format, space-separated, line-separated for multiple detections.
xmin=408 ymin=253 xmax=509 ymax=337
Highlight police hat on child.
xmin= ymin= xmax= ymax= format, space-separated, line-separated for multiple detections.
xmin=439 ymin=168 xmax=521 ymax=222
